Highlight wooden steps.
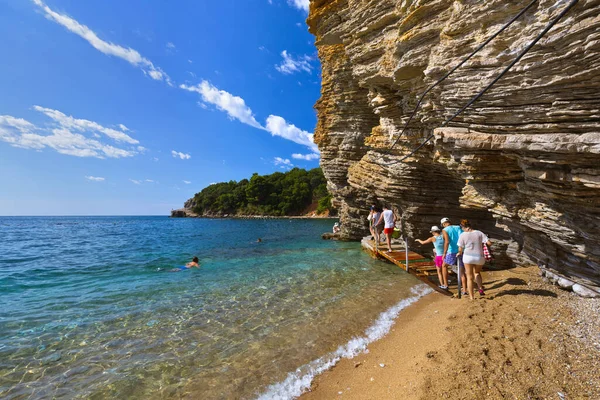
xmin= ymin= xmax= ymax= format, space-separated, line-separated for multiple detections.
xmin=361 ymin=237 xmax=452 ymax=296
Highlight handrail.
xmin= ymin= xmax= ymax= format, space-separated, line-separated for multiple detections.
xmin=387 ymin=0 xmax=579 ymax=165
xmin=389 ymin=0 xmax=539 ymax=148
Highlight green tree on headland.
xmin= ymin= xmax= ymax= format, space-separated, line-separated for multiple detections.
xmin=191 ymin=168 xmax=335 ymax=216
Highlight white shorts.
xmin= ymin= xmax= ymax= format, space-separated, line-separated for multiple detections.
xmin=462 ymin=254 xmax=485 ymax=266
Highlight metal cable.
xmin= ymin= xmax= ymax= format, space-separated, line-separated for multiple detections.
xmin=390 ymin=0 xmax=539 ymax=149
xmin=387 ymin=0 xmax=579 ymax=165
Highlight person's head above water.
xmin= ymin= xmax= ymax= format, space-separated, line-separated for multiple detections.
xmin=192 ymin=257 xmax=199 ymax=263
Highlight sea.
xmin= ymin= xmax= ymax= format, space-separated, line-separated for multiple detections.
xmin=0 ymin=216 xmax=431 ymax=399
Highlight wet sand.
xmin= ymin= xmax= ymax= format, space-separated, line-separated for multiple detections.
xmin=301 ymin=266 xmax=600 ymax=399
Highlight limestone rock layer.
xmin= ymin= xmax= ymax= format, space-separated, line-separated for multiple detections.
xmin=308 ymin=0 xmax=600 ymax=294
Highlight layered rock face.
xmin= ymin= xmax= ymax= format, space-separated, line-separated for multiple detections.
xmin=308 ymin=0 xmax=600 ymax=295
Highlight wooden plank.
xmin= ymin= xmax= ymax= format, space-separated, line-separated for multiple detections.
xmin=362 ymin=237 xmax=452 ymax=297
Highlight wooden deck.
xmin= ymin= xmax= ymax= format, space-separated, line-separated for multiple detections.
xmin=361 ymin=237 xmax=453 ymax=296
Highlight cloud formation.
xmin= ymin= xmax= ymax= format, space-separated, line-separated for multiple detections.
xmin=183 ymin=180 xmax=191 ymax=184
xmin=129 ymin=179 xmax=141 ymax=185
xmin=287 ymin=0 xmax=309 ymax=12
xmin=275 ymin=51 xmax=313 ymax=75
xmin=181 ymin=81 xmax=318 ymax=153
xmin=180 ymin=81 xmax=262 ymax=129
xmin=85 ymin=176 xmax=105 ymax=181
xmin=32 ymin=0 xmax=171 ymax=84
xmin=33 ymin=106 xmax=138 ymax=144
xmin=273 ymin=157 xmax=293 ymax=169
xmin=265 ymin=115 xmax=318 ymax=153
xmin=292 ymin=153 xmax=320 ymax=161
xmin=0 ymin=108 xmax=140 ymax=159
xmin=171 ymin=150 xmax=191 ymax=160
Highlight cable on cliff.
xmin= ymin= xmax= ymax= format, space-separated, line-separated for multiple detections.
xmin=387 ymin=0 xmax=579 ymax=165
xmin=389 ymin=0 xmax=539 ymax=149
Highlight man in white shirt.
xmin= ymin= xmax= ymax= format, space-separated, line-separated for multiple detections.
xmin=376 ymin=205 xmax=396 ymax=252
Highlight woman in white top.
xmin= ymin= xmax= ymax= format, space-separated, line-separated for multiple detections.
xmin=457 ymin=219 xmax=492 ymax=300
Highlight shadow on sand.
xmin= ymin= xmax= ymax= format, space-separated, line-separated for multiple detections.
xmin=492 ymin=288 xmax=557 ymax=299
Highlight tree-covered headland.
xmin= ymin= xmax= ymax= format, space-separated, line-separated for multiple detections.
xmin=190 ymin=167 xmax=335 ymax=216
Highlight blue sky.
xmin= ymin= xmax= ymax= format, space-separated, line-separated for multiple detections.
xmin=0 ymin=0 xmax=320 ymax=215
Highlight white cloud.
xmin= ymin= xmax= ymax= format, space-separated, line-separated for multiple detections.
xmin=118 ymin=124 xmax=129 ymax=131
xmin=180 ymin=81 xmax=262 ymax=129
xmin=153 ymin=157 xmax=159 ymax=162
xmin=292 ymin=152 xmax=320 ymax=161
xmin=145 ymin=179 xmax=154 ymax=183
xmin=188 ymin=59 xmax=193 ymax=64
xmin=287 ymin=0 xmax=309 ymax=12
xmin=181 ymin=81 xmax=318 ymax=153
xmin=183 ymin=180 xmax=191 ymax=184
xmin=166 ymin=42 xmax=176 ymax=49
xmin=265 ymin=115 xmax=318 ymax=152
xmin=129 ymin=179 xmax=141 ymax=185
xmin=274 ymin=157 xmax=293 ymax=169
xmin=276 ymin=50 xmax=313 ymax=75
xmin=0 ymin=109 xmax=139 ymax=159
xmin=32 ymin=106 xmax=138 ymax=144
xmin=171 ymin=150 xmax=191 ymax=160
xmin=85 ymin=175 xmax=105 ymax=181
xmin=32 ymin=0 xmax=171 ymax=84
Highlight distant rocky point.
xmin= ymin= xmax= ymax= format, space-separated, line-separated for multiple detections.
xmin=171 ymin=168 xmax=336 ymax=219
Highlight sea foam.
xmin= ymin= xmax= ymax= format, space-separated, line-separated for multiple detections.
xmin=256 ymin=284 xmax=433 ymax=400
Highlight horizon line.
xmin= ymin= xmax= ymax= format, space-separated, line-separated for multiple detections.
xmin=0 ymin=214 xmax=170 ymax=217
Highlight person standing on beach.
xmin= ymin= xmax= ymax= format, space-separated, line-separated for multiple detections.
xmin=371 ymin=206 xmax=384 ymax=246
xmin=416 ymin=226 xmax=448 ymax=289
xmin=441 ymin=217 xmax=464 ymax=294
xmin=457 ymin=219 xmax=491 ymax=299
xmin=367 ymin=205 xmax=376 ymax=239
xmin=377 ymin=205 xmax=396 ymax=253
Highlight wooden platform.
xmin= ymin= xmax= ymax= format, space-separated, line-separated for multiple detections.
xmin=361 ymin=237 xmax=452 ymax=296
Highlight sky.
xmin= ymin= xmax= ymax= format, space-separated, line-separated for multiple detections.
xmin=0 ymin=0 xmax=321 ymax=215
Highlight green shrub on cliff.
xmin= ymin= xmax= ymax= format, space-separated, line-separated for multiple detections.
xmin=191 ymin=168 xmax=335 ymax=216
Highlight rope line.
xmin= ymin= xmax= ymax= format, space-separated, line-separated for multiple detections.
xmin=387 ymin=0 xmax=579 ymax=165
xmin=390 ymin=0 xmax=538 ymax=149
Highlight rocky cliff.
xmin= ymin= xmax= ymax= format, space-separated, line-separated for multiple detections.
xmin=308 ymin=0 xmax=600 ymax=296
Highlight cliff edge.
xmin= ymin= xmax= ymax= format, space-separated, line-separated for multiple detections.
xmin=308 ymin=0 xmax=600 ymax=296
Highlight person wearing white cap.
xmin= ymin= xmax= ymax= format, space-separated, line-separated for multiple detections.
xmin=416 ymin=225 xmax=448 ymax=289
xmin=441 ymin=217 xmax=466 ymax=295
xmin=333 ymin=222 xmax=341 ymax=233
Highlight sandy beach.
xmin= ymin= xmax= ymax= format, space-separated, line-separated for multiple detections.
xmin=301 ymin=266 xmax=600 ymax=399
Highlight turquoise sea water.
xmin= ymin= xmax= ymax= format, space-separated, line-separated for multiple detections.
xmin=0 ymin=217 xmax=426 ymax=399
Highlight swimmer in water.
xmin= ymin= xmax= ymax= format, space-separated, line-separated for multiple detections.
xmin=170 ymin=257 xmax=200 ymax=272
